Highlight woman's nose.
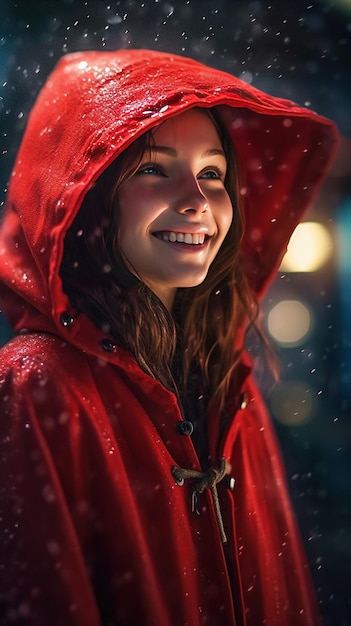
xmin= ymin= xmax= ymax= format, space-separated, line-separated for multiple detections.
xmin=174 ymin=179 xmax=209 ymax=215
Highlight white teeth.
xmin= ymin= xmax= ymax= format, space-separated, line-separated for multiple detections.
xmin=156 ymin=231 xmax=206 ymax=245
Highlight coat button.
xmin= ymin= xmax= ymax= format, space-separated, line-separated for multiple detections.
xmin=239 ymin=392 xmax=248 ymax=409
xmin=176 ymin=420 xmax=194 ymax=436
xmin=60 ymin=312 xmax=75 ymax=327
xmin=227 ymin=476 xmax=236 ymax=491
xmin=100 ymin=338 xmax=116 ymax=352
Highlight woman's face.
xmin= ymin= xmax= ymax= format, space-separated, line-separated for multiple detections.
xmin=117 ymin=108 xmax=233 ymax=309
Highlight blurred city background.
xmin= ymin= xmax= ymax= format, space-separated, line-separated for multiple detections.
xmin=0 ymin=1 xmax=350 ymax=624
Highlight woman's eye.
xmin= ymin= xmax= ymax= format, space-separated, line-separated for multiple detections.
xmin=138 ymin=164 xmax=163 ymax=176
xmin=199 ymin=168 xmax=224 ymax=180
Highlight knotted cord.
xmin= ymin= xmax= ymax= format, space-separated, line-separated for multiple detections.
xmin=171 ymin=457 xmax=228 ymax=543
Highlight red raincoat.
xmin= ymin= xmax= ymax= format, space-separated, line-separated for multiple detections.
xmin=0 ymin=50 xmax=338 ymax=626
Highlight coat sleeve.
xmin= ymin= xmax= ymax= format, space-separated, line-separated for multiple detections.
xmin=0 ymin=352 xmax=102 ymax=626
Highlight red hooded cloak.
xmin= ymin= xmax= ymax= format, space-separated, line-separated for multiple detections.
xmin=0 ymin=49 xmax=339 ymax=626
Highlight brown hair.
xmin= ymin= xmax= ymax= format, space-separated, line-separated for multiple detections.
xmin=60 ymin=108 xmax=260 ymax=412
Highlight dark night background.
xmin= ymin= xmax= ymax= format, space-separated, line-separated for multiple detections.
xmin=0 ymin=1 xmax=350 ymax=624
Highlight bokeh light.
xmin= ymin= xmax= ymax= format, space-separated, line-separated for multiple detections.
xmin=280 ymin=221 xmax=333 ymax=272
xmin=267 ymin=299 xmax=312 ymax=346
xmin=270 ymin=380 xmax=316 ymax=425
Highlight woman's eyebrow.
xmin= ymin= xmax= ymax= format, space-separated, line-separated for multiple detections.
xmin=151 ymin=146 xmax=226 ymax=158
xmin=203 ymin=148 xmax=226 ymax=159
xmin=151 ymin=145 xmax=177 ymax=157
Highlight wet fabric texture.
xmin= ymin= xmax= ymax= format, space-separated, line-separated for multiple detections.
xmin=0 ymin=49 xmax=339 ymax=625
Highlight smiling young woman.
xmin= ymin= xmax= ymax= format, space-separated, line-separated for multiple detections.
xmin=0 ymin=49 xmax=338 ymax=626
xmin=60 ymin=106 xmax=245 ymax=408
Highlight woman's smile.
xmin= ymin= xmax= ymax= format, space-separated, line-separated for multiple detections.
xmin=153 ymin=231 xmax=208 ymax=245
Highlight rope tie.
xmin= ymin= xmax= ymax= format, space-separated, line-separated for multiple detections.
xmin=171 ymin=457 xmax=228 ymax=543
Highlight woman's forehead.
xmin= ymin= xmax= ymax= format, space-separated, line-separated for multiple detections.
xmin=149 ymin=108 xmax=224 ymax=150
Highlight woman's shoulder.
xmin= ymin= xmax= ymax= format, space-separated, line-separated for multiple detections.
xmin=0 ymin=332 xmax=96 ymax=426
xmin=0 ymin=332 xmax=86 ymax=386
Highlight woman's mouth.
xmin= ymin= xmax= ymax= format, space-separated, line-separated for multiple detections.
xmin=153 ymin=231 xmax=208 ymax=245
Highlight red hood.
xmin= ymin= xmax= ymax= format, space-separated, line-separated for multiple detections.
xmin=0 ymin=49 xmax=339 ymax=350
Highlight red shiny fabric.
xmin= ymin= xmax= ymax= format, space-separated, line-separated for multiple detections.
xmin=0 ymin=50 xmax=339 ymax=625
